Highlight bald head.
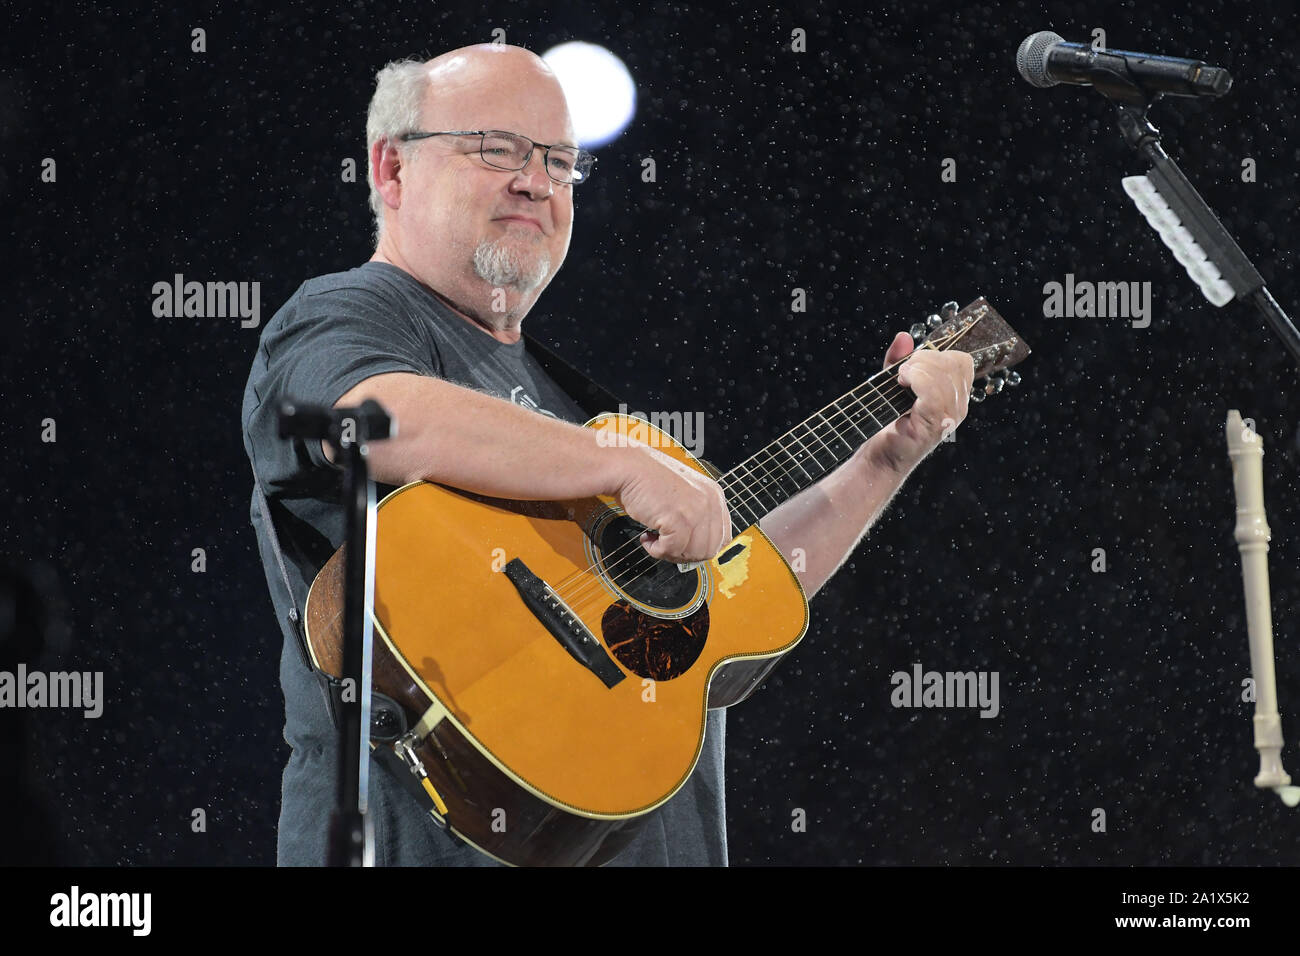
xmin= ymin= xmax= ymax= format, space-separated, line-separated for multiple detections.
xmin=422 ymin=44 xmax=574 ymax=135
xmin=427 ymin=42 xmax=557 ymax=79
xmin=365 ymin=45 xmax=581 ymax=342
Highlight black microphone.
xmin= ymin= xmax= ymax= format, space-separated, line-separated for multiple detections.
xmin=1016 ymin=31 xmax=1232 ymax=102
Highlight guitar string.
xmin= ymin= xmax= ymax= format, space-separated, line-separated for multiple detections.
xmin=548 ymin=363 xmax=916 ymax=612
xmin=546 ymin=322 xmax=987 ymax=612
xmin=547 ymin=321 xmax=990 ymax=613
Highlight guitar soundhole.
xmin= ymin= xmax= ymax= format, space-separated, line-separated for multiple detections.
xmin=595 ymin=514 xmax=699 ymax=609
xmin=601 ymin=600 xmax=709 ymax=681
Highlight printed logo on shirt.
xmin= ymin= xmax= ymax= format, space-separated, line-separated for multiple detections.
xmin=510 ymin=385 xmax=559 ymax=418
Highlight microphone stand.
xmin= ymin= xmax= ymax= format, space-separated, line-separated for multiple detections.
xmin=279 ymin=398 xmax=394 ymax=866
xmin=1093 ymin=86 xmax=1300 ymax=803
xmin=1108 ymin=96 xmax=1300 ymax=368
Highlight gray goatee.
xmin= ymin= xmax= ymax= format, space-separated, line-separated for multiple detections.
xmin=473 ymin=237 xmax=551 ymax=292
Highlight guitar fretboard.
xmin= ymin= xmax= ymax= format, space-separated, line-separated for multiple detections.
xmin=719 ymin=367 xmax=914 ymax=533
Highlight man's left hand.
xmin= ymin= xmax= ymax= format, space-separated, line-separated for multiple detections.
xmin=863 ymin=331 xmax=974 ymax=475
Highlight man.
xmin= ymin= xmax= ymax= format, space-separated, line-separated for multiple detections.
xmin=241 ymin=43 xmax=973 ymax=866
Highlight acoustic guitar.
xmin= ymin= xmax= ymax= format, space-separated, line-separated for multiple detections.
xmin=304 ymin=297 xmax=1030 ymax=866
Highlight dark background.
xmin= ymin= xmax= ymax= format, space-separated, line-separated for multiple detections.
xmin=3 ymin=0 xmax=1299 ymax=866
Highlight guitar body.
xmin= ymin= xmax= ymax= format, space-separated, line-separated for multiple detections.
xmin=304 ymin=412 xmax=810 ymax=866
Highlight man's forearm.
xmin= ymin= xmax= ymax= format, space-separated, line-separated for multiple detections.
xmin=759 ymin=439 xmax=913 ymax=600
xmin=328 ymin=371 xmax=628 ymax=499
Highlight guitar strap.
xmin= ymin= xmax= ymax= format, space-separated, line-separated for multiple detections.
xmin=249 ymin=460 xmax=306 ymax=661
xmin=249 ymin=458 xmax=364 ymax=737
xmin=521 ymin=330 xmax=624 ymax=420
xmin=251 ymin=335 xmax=628 ymax=739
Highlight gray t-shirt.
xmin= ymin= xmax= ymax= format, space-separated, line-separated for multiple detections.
xmin=241 ymin=261 xmax=727 ymax=866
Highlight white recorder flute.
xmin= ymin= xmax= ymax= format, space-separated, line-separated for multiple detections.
xmin=1225 ymin=410 xmax=1300 ymax=806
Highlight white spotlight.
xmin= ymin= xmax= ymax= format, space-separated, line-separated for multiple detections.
xmin=541 ymin=42 xmax=636 ymax=149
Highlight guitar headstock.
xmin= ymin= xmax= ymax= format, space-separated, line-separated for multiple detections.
xmin=908 ymin=298 xmax=1031 ymax=402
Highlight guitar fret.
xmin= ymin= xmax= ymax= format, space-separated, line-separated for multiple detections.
xmin=721 ymin=362 xmax=932 ymax=527
xmin=848 ymin=381 xmax=910 ymax=444
xmin=764 ymin=442 xmax=806 ymax=486
xmin=728 ymin=500 xmax=758 ymax=533
xmin=868 ymin=378 xmax=911 ymax=421
xmin=727 ymin=461 xmax=769 ymax=526
xmin=764 ymin=444 xmax=809 ymax=497
xmin=742 ymin=464 xmax=782 ymax=511
xmin=740 ymin=453 xmax=788 ymax=505
xmin=791 ymin=421 xmax=837 ymax=473
xmin=837 ymin=395 xmax=874 ymax=441
xmin=812 ymin=408 xmax=858 ymax=459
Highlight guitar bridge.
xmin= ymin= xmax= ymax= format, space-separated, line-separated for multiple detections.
xmin=503 ymin=558 xmax=626 ymax=689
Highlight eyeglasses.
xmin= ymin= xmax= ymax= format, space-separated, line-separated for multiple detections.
xmin=398 ymin=129 xmax=596 ymax=185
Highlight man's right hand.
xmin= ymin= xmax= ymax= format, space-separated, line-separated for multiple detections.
xmin=612 ymin=444 xmax=733 ymax=564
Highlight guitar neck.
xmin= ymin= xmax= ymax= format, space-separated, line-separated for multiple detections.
xmin=714 ymin=297 xmax=1031 ymax=534
xmin=718 ymin=366 xmax=914 ymax=534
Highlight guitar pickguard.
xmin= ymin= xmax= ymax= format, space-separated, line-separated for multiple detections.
xmin=601 ymin=599 xmax=710 ymax=681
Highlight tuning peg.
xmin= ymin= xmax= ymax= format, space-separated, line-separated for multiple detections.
xmin=926 ymin=313 xmax=943 ymax=330
xmin=940 ymin=300 xmax=959 ymax=318
xmin=1005 ymin=371 xmax=1021 ymax=387
xmin=983 ymin=374 xmax=1005 ymax=396
xmin=970 ymin=386 xmax=987 ymax=403
xmin=909 ymin=322 xmax=928 ymax=340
